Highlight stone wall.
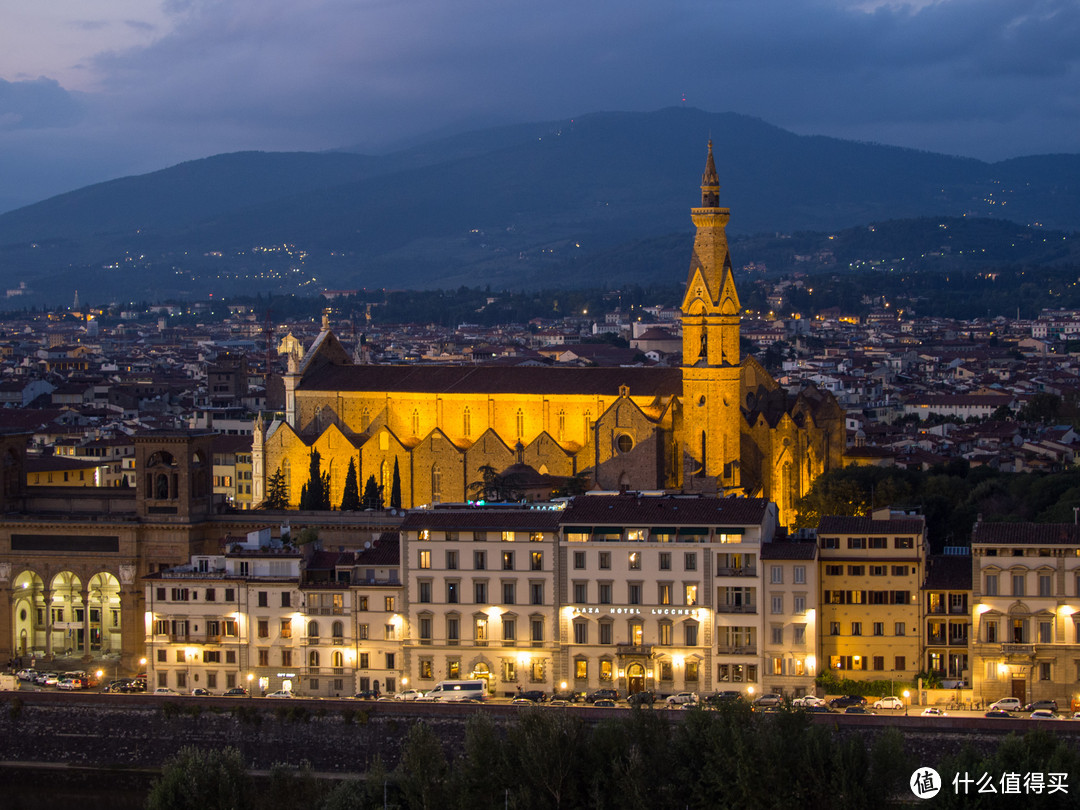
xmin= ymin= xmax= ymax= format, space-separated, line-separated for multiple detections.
xmin=2 ymin=692 xmax=1077 ymax=776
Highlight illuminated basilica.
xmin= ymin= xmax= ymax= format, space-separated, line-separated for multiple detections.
xmin=253 ymin=143 xmax=846 ymax=527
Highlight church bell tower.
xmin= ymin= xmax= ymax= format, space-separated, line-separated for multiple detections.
xmin=681 ymin=141 xmax=742 ymax=491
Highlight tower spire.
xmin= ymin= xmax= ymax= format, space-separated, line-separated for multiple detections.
xmin=701 ymin=140 xmax=719 ymax=207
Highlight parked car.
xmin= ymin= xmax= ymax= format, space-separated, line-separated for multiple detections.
xmin=190 ymin=688 xmax=215 ymax=697
xmin=705 ymin=690 xmax=746 ymax=707
xmin=352 ymin=690 xmax=379 ymax=700
xmin=223 ymin=687 xmax=248 ymax=697
xmin=921 ymin=707 xmax=948 ymax=717
xmin=511 ymin=698 xmax=535 ymax=706
xmin=57 ymin=678 xmax=79 ymax=690
xmin=873 ymin=696 xmax=904 ymax=710
xmin=1023 ymin=699 xmax=1059 ymax=713
xmin=516 ymin=690 xmax=547 ymax=703
xmin=586 ymin=689 xmax=620 ymax=703
xmin=547 ymin=699 xmax=571 ymax=707
xmin=989 ymin=697 xmax=1021 ymax=712
xmin=153 ymin=687 xmax=180 ymax=696
xmin=627 ymin=690 xmax=655 ymax=707
xmin=1029 ymin=709 xmax=1060 ymax=720
xmin=666 ymin=691 xmax=699 ymax=706
xmin=828 ymin=695 xmax=866 ymax=709
xmin=985 ymin=709 xmax=1015 ymax=718
xmin=394 ymin=689 xmax=425 ymax=701
xmin=266 ymin=690 xmax=293 ymax=698
xmin=753 ymin=693 xmax=784 ymax=708
xmin=592 ymin=698 xmax=617 ymax=708
xmin=844 ymin=706 xmax=874 ymax=715
xmin=102 ymin=679 xmax=129 ymax=693
xmin=39 ymin=672 xmax=60 ymax=686
xmin=804 ymin=705 xmax=833 ymax=714
xmin=793 ymin=695 xmax=826 ymax=708
xmin=16 ymin=669 xmax=36 ymax=681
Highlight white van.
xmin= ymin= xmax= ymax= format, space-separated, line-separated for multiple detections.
xmin=418 ymin=679 xmax=486 ymax=702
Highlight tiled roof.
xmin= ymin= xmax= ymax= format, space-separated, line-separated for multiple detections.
xmin=760 ymin=541 xmax=818 ymax=561
xmin=923 ymin=554 xmax=972 ymax=590
xmin=400 ymin=510 xmax=562 ymax=532
xmin=560 ymin=494 xmax=772 ymax=527
xmin=299 ymin=364 xmax=681 ymax=398
xmin=817 ymin=515 xmax=925 ymax=534
xmin=972 ymin=522 xmax=1080 ymax=546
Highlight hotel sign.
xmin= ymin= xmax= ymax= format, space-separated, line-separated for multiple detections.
xmin=571 ymin=605 xmax=703 ymax=616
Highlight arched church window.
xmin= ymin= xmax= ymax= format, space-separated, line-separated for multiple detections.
xmin=516 ymin=410 xmax=524 ymax=439
xmin=282 ymin=458 xmax=291 ymax=494
xmin=381 ymin=460 xmax=391 ymax=499
xmin=557 ymin=410 xmax=566 ymax=441
xmin=584 ymin=411 xmax=592 ymax=438
xmin=411 ymin=410 xmax=420 ymax=437
xmin=463 ymin=407 xmax=471 ymax=437
xmin=431 ymin=466 xmax=442 ymax=504
xmin=155 ymin=473 xmax=170 ymax=500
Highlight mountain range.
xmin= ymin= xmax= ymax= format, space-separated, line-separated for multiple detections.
xmin=0 ymin=107 xmax=1077 ymax=305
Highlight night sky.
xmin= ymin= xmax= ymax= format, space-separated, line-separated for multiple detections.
xmin=1 ymin=0 xmax=1077 ymax=212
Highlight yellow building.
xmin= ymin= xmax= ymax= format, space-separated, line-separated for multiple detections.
xmin=818 ymin=509 xmax=927 ymax=685
xmin=254 ymin=143 xmax=846 ymax=527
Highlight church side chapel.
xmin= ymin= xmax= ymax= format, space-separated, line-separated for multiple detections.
xmin=254 ymin=143 xmax=845 ymax=526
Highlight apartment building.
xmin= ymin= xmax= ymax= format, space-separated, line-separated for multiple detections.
xmin=144 ymin=528 xmax=401 ymax=697
xmin=922 ymin=553 xmax=971 ymax=685
xmin=399 ymin=507 xmax=562 ymax=697
xmin=760 ymin=541 xmax=819 ymax=697
xmin=559 ymin=495 xmax=778 ymax=697
xmin=818 ymin=508 xmax=926 ymax=685
xmin=970 ymin=521 xmax=1080 ymax=709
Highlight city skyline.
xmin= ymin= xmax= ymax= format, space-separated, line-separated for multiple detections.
xmin=1 ymin=0 xmax=1078 ymax=212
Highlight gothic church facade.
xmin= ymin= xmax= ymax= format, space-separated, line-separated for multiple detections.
xmin=254 ymin=144 xmax=845 ymax=526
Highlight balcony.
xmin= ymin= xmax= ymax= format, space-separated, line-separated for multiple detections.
xmin=1001 ymin=643 xmax=1034 ymax=656
xmin=715 ymin=567 xmax=757 ymax=578
xmin=616 ymin=644 xmax=653 ymax=656
xmin=716 ymin=603 xmax=757 ymax=614
xmin=926 ymin=633 xmax=946 ymax=646
xmin=716 ymin=645 xmax=756 ymax=655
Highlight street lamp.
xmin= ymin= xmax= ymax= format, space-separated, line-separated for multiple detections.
xmin=903 ymin=689 xmax=911 ymax=716
xmin=247 ymin=672 xmax=253 ymax=698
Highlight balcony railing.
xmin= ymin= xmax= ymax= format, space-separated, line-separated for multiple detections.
xmin=716 ymin=645 xmax=756 ymax=655
xmin=716 ymin=603 xmax=757 ymax=614
xmin=616 ymin=644 xmax=654 ymax=656
xmin=716 ymin=567 xmax=757 ymax=577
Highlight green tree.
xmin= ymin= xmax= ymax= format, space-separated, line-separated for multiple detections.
xmin=1019 ymin=392 xmax=1062 ymax=424
xmin=263 ymin=466 xmax=289 ymax=509
xmin=299 ymin=450 xmax=331 ymax=510
xmin=390 ymin=457 xmax=402 ymax=509
xmin=340 ymin=458 xmax=360 ymax=511
xmin=362 ymin=475 xmax=383 ymax=510
xmin=146 ymin=746 xmax=251 ymax=810
xmin=394 ymin=721 xmax=448 ymax=810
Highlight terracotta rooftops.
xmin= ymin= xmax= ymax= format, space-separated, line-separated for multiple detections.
xmin=760 ymin=541 xmax=818 ymax=561
xmin=817 ymin=515 xmax=926 ymax=535
xmin=972 ymin=522 xmax=1080 ymax=546
xmin=560 ymin=494 xmax=772 ymax=527
xmin=400 ymin=510 xmax=562 ymax=532
xmin=298 ymin=364 xmax=681 ymax=398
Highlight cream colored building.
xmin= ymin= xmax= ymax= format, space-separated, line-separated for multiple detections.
xmin=971 ymin=521 xmax=1080 ymax=709
xmin=144 ymin=528 xmax=402 ymax=697
xmin=558 ymin=495 xmax=778 ymax=697
xmin=817 ymin=509 xmax=926 ymax=686
xmin=760 ymin=541 xmax=819 ymax=697
xmin=399 ymin=508 xmax=562 ymax=697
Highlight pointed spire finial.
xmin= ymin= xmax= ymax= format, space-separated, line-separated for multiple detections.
xmin=701 ymin=140 xmax=720 ymax=207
